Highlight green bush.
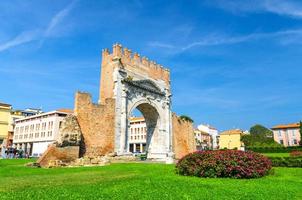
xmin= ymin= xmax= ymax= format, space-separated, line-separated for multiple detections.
xmin=176 ymin=150 xmax=272 ymax=179
xmin=246 ymin=146 xmax=302 ymax=153
xmin=268 ymin=157 xmax=302 ymax=167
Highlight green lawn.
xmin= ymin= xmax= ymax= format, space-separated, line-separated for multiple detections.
xmin=0 ymin=159 xmax=302 ymax=200
xmin=262 ymin=153 xmax=290 ymax=157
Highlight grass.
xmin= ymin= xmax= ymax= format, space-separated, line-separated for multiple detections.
xmin=262 ymin=153 xmax=290 ymax=157
xmin=0 ymin=159 xmax=302 ymax=200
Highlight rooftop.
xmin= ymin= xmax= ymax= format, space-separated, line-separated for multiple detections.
xmin=194 ymin=129 xmax=210 ymax=135
xmin=272 ymin=123 xmax=300 ymax=130
xmin=15 ymin=109 xmax=72 ymax=122
xmin=220 ymin=129 xmax=243 ymax=136
xmin=0 ymin=102 xmax=12 ymax=108
xmin=56 ymin=108 xmax=73 ymax=114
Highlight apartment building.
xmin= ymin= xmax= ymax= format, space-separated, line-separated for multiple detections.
xmin=272 ymin=123 xmax=301 ymax=147
xmin=13 ymin=109 xmax=72 ymax=157
xmin=128 ymin=117 xmax=147 ymax=153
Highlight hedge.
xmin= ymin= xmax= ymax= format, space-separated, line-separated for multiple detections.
xmin=268 ymin=157 xmax=302 ymax=167
xmin=176 ymin=150 xmax=272 ymax=179
xmin=246 ymin=146 xmax=302 ymax=153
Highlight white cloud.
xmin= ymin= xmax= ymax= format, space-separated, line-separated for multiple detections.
xmin=44 ymin=0 xmax=77 ymax=37
xmin=148 ymin=28 xmax=302 ymax=52
xmin=0 ymin=30 xmax=41 ymax=52
xmin=210 ymin=0 xmax=302 ymax=18
xmin=147 ymin=41 xmax=175 ymax=49
xmin=0 ymin=0 xmax=77 ymax=53
xmin=263 ymin=0 xmax=302 ymax=18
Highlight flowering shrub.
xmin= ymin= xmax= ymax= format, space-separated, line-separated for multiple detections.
xmin=290 ymin=151 xmax=302 ymax=157
xmin=176 ymin=150 xmax=272 ymax=179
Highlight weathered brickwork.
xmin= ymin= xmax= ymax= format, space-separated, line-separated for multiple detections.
xmin=172 ymin=113 xmax=196 ymax=159
xmin=37 ymin=145 xmax=79 ymax=167
xmin=75 ymin=92 xmax=116 ymax=157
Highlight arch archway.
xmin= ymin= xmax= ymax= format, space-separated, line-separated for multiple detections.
xmin=127 ymin=102 xmax=160 ymax=157
xmin=113 ymin=75 xmax=173 ymax=161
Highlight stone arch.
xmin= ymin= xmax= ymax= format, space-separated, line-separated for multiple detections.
xmin=127 ymin=99 xmax=161 ymax=157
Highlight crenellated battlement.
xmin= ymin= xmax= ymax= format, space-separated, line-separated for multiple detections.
xmin=102 ymin=43 xmax=170 ymax=73
xmin=99 ymin=43 xmax=171 ymax=105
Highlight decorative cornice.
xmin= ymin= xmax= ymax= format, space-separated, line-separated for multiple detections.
xmin=123 ymin=79 xmax=165 ymax=96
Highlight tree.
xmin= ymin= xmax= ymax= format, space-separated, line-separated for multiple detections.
xmin=241 ymin=124 xmax=280 ymax=147
xmin=250 ymin=124 xmax=273 ymax=137
xmin=179 ymin=115 xmax=194 ymax=123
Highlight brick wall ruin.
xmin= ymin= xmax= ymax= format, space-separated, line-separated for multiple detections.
xmin=75 ymin=92 xmax=116 ymax=157
xmin=172 ymin=113 xmax=196 ymax=159
xmin=37 ymin=145 xmax=79 ymax=168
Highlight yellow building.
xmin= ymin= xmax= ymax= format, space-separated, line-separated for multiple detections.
xmin=219 ymin=129 xmax=244 ymax=150
xmin=0 ymin=102 xmax=12 ymax=149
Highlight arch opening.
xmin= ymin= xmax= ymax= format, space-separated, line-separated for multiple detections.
xmin=127 ymin=103 xmax=160 ymax=157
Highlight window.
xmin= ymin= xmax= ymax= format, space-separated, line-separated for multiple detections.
xmin=47 ymin=131 xmax=52 ymax=137
xmin=36 ymin=124 xmax=40 ymax=131
xmin=278 ymin=130 xmax=282 ymax=137
xmin=30 ymin=124 xmax=34 ymax=132
xmin=279 ymin=140 xmax=284 ymax=145
xmin=42 ymin=122 xmax=46 ymax=130
xmin=15 ymin=127 xmax=19 ymax=134
xmin=293 ymin=139 xmax=297 ymax=145
xmin=35 ymin=133 xmax=39 ymax=138
xmin=292 ymin=130 xmax=295 ymax=137
xmin=25 ymin=126 xmax=29 ymax=133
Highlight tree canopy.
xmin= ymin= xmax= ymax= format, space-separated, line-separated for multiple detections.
xmin=250 ymin=124 xmax=273 ymax=137
xmin=179 ymin=115 xmax=194 ymax=123
xmin=241 ymin=124 xmax=280 ymax=147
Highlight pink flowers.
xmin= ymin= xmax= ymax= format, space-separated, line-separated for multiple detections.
xmin=176 ymin=150 xmax=272 ymax=179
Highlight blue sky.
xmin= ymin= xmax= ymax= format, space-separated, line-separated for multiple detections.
xmin=1 ymin=0 xmax=302 ymax=131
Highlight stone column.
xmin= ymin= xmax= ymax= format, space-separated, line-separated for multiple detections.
xmin=140 ymin=143 xmax=143 ymax=153
xmin=133 ymin=143 xmax=136 ymax=153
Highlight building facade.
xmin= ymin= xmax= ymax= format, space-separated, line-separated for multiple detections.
xmin=0 ymin=103 xmax=12 ymax=143
xmin=6 ymin=108 xmax=42 ymax=149
xmin=194 ymin=129 xmax=212 ymax=150
xmin=272 ymin=123 xmax=301 ymax=147
xmin=13 ymin=109 xmax=72 ymax=157
xmin=219 ymin=129 xmax=244 ymax=150
xmin=128 ymin=117 xmax=147 ymax=153
xmin=197 ymin=124 xmax=219 ymax=149
xmin=0 ymin=103 xmax=12 ymax=156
